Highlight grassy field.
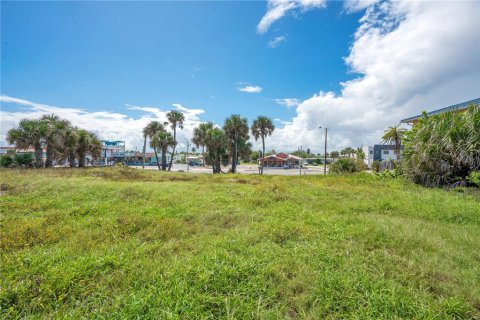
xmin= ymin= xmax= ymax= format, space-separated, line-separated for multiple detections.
xmin=1 ymin=168 xmax=479 ymax=319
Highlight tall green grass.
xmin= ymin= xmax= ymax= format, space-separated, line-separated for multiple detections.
xmin=1 ymin=168 xmax=479 ymax=319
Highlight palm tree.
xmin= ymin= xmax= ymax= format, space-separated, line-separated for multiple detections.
xmin=150 ymin=131 xmax=175 ymax=170
xmin=251 ymin=116 xmax=275 ymax=174
xmin=61 ymin=126 xmax=79 ymax=167
xmin=330 ymin=150 xmax=339 ymax=162
xmin=192 ymin=122 xmax=214 ymax=166
xmin=77 ymin=130 xmax=101 ymax=167
xmin=204 ymin=127 xmax=228 ymax=174
xmin=223 ymin=114 xmax=249 ymax=173
xmin=166 ymin=110 xmax=185 ymax=171
xmin=382 ymin=125 xmax=408 ymax=156
xmin=41 ymin=114 xmax=71 ymax=168
xmin=345 ymin=147 xmax=356 ymax=158
xmin=237 ymin=139 xmax=253 ymax=162
xmin=143 ymin=121 xmax=165 ymax=170
xmin=6 ymin=119 xmax=46 ymax=168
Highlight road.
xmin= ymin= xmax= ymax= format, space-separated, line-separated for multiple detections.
xmin=131 ymin=164 xmax=328 ymax=175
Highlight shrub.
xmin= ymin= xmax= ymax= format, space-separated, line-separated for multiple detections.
xmin=14 ymin=153 xmax=34 ymax=167
xmin=402 ymin=104 xmax=480 ymax=187
xmin=0 ymin=155 xmax=14 ymax=168
xmin=377 ymin=168 xmax=402 ymax=179
xmin=330 ymin=158 xmax=365 ymax=174
xmin=466 ymin=171 xmax=480 ymax=187
xmin=372 ymin=160 xmax=380 ymax=173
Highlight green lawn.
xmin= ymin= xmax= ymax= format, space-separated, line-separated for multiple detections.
xmin=1 ymin=168 xmax=479 ymax=319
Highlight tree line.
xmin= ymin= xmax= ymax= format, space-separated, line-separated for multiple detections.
xmin=5 ymin=115 xmax=101 ymax=168
xmin=144 ymin=113 xmax=275 ymax=174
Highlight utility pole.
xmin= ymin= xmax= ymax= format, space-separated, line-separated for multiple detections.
xmin=185 ymin=138 xmax=190 ymax=173
xmin=324 ymin=127 xmax=328 ymax=175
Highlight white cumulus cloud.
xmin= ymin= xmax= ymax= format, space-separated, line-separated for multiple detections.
xmin=267 ymin=0 xmax=480 ymax=153
xmin=274 ymin=98 xmax=300 ymax=108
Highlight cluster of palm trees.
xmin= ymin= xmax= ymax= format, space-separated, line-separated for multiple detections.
xmin=142 ymin=110 xmax=185 ymax=171
xmin=6 ymin=115 xmax=102 ymax=168
xmin=190 ymin=115 xmax=275 ymax=174
xmin=143 ymin=112 xmax=275 ymax=174
xmin=339 ymin=147 xmax=356 ymax=158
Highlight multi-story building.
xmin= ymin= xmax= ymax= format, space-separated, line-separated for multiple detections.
xmin=362 ymin=145 xmax=404 ymax=167
xmin=100 ymin=140 xmax=125 ymax=165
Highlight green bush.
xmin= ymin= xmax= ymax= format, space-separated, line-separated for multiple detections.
xmin=377 ymin=168 xmax=402 ymax=179
xmin=14 ymin=153 xmax=34 ymax=167
xmin=0 ymin=155 xmax=14 ymax=168
xmin=372 ymin=160 xmax=380 ymax=173
xmin=330 ymin=158 xmax=365 ymax=174
xmin=402 ymin=104 xmax=480 ymax=187
xmin=466 ymin=171 xmax=480 ymax=187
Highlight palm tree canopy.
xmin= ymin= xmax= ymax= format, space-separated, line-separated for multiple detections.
xmin=6 ymin=119 xmax=46 ymax=149
xmin=150 ymin=131 xmax=175 ymax=151
xmin=192 ymin=122 xmax=214 ymax=148
xmin=205 ymin=127 xmax=228 ymax=151
xmin=251 ymin=116 xmax=275 ymax=140
xmin=41 ymin=114 xmax=71 ymax=155
xmin=143 ymin=121 xmax=165 ymax=138
xmin=57 ymin=126 xmax=79 ymax=158
xmin=382 ymin=125 xmax=407 ymax=145
xmin=166 ymin=110 xmax=185 ymax=131
xmin=77 ymin=130 xmax=102 ymax=158
xmin=223 ymin=114 xmax=249 ymax=142
xmin=41 ymin=114 xmax=70 ymax=136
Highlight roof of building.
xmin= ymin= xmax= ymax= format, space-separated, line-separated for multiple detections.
xmin=260 ymin=153 xmax=303 ymax=161
xmin=400 ymin=97 xmax=480 ymax=123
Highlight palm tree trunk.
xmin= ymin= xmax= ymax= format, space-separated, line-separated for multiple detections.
xmin=261 ymin=136 xmax=265 ymax=175
xmin=78 ymin=151 xmax=86 ymax=168
xmin=168 ymin=128 xmax=176 ymax=171
xmin=232 ymin=139 xmax=237 ymax=173
xmin=153 ymin=148 xmax=161 ymax=170
xmin=68 ymin=152 xmax=76 ymax=167
xmin=212 ymin=153 xmax=216 ymax=174
xmin=161 ymin=149 xmax=167 ymax=171
xmin=142 ymin=135 xmax=147 ymax=169
xmin=34 ymin=142 xmax=43 ymax=168
xmin=214 ymin=152 xmax=220 ymax=173
xmin=45 ymin=145 xmax=54 ymax=168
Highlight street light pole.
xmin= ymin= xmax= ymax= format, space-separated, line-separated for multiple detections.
xmin=319 ymin=126 xmax=328 ymax=175
xmin=185 ymin=138 xmax=190 ymax=173
xmin=324 ymin=127 xmax=328 ymax=175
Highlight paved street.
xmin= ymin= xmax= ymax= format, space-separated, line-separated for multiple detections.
xmin=131 ymin=164 xmax=328 ymax=175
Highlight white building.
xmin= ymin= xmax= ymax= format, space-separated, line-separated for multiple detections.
xmin=363 ymin=145 xmax=403 ymax=167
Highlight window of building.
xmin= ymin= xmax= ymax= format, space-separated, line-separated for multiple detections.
xmin=383 ymin=150 xmax=389 ymax=155
xmin=369 ymin=150 xmax=373 ymax=154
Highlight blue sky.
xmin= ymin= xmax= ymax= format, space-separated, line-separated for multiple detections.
xmin=2 ymin=1 xmax=360 ymax=123
xmin=2 ymin=1 xmax=479 ymax=151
